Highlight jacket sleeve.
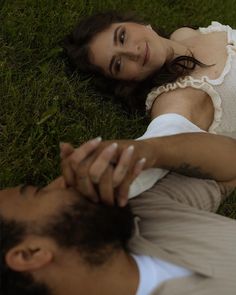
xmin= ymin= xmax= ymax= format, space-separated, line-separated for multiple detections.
xmin=130 ymin=173 xmax=233 ymax=213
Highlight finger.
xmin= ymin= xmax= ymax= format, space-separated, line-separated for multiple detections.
xmin=70 ymin=137 xmax=102 ymax=165
xmin=133 ymin=158 xmax=146 ymax=177
xmin=116 ymin=159 xmax=146 ymax=207
xmin=113 ymin=145 xmax=134 ymax=188
xmin=60 ymin=137 xmax=101 ymax=188
xmin=89 ymin=143 xmax=118 ymax=183
xmin=68 ymin=137 xmax=103 ymax=202
xmin=71 ymin=153 xmax=99 ymax=202
xmin=61 ymin=159 xmax=76 ymax=187
xmin=60 ymin=142 xmax=74 ymax=159
xmin=76 ymin=175 xmax=99 ymax=202
xmin=116 ymin=173 xmax=134 ymax=207
xmin=98 ymin=165 xmax=115 ymax=206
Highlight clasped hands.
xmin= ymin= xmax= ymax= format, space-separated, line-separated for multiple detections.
xmin=60 ymin=137 xmax=157 ymax=207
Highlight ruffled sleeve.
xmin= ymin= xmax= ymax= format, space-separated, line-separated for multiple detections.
xmin=199 ymin=21 xmax=230 ymax=34
xmin=145 ymin=76 xmax=223 ymax=134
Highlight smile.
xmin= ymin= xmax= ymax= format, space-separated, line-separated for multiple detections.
xmin=143 ymin=42 xmax=150 ymax=66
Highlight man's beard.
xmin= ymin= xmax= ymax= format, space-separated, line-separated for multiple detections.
xmin=42 ymin=197 xmax=134 ymax=265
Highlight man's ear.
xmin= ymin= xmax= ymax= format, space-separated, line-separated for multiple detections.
xmin=5 ymin=236 xmax=54 ymax=272
xmin=146 ymin=24 xmax=153 ymax=30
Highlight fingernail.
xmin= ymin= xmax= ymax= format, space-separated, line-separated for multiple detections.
xmin=118 ymin=197 xmax=127 ymax=207
xmin=126 ymin=145 xmax=134 ymax=155
xmin=121 ymin=200 xmax=127 ymax=207
xmin=108 ymin=142 xmax=118 ymax=151
xmin=92 ymin=136 xmax=102 ymax=144
xmin=91 ymin=136 xmax=102 ymax=145
xmin=138 ymin=157 xmax=146 ymax=166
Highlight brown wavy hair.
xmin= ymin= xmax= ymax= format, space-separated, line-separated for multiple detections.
xmin=63 ymin=11 xmax=207 ymax=113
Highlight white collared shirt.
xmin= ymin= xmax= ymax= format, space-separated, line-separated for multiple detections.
xmin=132 ymin=254 xmax=193 ymax=295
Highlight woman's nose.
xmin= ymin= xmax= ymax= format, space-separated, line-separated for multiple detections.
xmin=119 ymin=45 xmax=140 ymax=61
xmin=126 ymin=50 xmax=139 ymax=61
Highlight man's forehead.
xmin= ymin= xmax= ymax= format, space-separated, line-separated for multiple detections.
xmin=0 ymin=186 xmax=21 ymax=217
xmin=0 ymin=185 xmax=50 ymax=221
xmin=0 ymin=185 xmax=35 ymax=202
xmin=2 ymin=185 xmax=78 ymax=217
xmin=0 ymin=186 xmax=20 ymax=199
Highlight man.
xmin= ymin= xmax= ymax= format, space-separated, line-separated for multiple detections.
xmin=1 ymin=133 xmax=236 ymax=295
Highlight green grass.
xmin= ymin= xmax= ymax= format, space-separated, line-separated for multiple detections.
xmin=1 ymin=0 xmax=236 ymax=217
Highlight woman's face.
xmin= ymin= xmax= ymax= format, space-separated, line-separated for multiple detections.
xmin=89 ymin=22 xmax=169 ymax=81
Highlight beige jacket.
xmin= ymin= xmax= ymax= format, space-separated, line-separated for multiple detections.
xmin=129 ymin=173 xmax=236 ymax=295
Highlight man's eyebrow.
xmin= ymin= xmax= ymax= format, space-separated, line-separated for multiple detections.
xmin=19 ymin=184 xmax=41 ymax=196
xmin=109 ymin=25 xmax=122 ymax=76
xmin=35 ymin=186 xmax=42 ymax=194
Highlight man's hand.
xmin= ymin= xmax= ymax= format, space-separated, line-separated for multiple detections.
xmin=60 ymin=138 xmax=156 ymax=206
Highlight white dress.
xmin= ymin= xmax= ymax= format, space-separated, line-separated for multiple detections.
xmin=129 ymin=22 xmax=236 ymax=198
xmin=146 ymin=21 xmax=236 ymax=138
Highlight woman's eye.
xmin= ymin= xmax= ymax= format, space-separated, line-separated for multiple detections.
xmin=115 ymin=59 xmax=121 ymax=73
xmin=119 ymin=30 xmax=125 ymax=44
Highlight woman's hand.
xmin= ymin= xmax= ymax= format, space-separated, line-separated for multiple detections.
xmin=60 ymin=133 xmax=236 ymax=206
xmin=60 ymin=138 xmax=154 ymax=206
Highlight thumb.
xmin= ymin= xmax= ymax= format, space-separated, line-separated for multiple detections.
xmin=60 ymin=142 xmax=74 ymax=159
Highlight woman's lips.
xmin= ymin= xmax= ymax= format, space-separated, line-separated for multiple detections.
xmin=143 ymin=42 xmax=150 ymax=66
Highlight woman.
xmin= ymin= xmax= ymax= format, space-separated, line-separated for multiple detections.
xmin=64 ymin=11 xmax=236 ymax=138
xmin=63 ymin=12 xmax=236 ymax=202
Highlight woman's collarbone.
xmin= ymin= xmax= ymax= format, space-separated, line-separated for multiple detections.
xmin=186 ymin=32 xmax=228 ymax=80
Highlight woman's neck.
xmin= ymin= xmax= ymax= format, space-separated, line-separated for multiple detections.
xmin=165 ymin=38 xmax=193 ymax=61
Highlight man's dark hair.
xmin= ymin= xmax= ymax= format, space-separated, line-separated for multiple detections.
xmin=63 ymin=11 xmax=207 ymax=113
xmin=0 ymin=218 xmax=50 ymax=295
xmin=0 ymin=196 xmax=134 ymax=295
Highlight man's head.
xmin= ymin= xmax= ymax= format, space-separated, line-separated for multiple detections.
xmin=0 ymin=183 xmax=134 ymax=295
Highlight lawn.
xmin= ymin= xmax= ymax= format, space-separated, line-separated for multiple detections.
xmin=1 ymin=0 xmax=236 ymax=217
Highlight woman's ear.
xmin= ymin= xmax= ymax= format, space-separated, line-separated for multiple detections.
xmin=5 ymin=236 xmax=54 ymax=272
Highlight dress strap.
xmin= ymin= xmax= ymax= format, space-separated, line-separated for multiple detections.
xmin=199 ymin=21 xmax=235 ymax=46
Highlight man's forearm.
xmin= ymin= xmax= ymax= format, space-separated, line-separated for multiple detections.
xmin=146 ymin=133 xmax=236 ymax=181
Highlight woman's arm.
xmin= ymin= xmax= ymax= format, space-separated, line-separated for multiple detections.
xmin=145 ymin=132 xmax=236 ymax=181
xmin=61 ymin=132 xmax=236 ymax=206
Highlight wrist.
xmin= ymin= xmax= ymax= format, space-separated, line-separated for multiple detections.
xmin=144 ymin=137 xmax=165 ymax=168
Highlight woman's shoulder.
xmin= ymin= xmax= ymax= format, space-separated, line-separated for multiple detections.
xmin=150 ymin=86 xmax=211 ymax=130
xmin=170 ymin=27 xmax=200 ymax=41
xmin=150 ymin=87 xmax=198 ymax=115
